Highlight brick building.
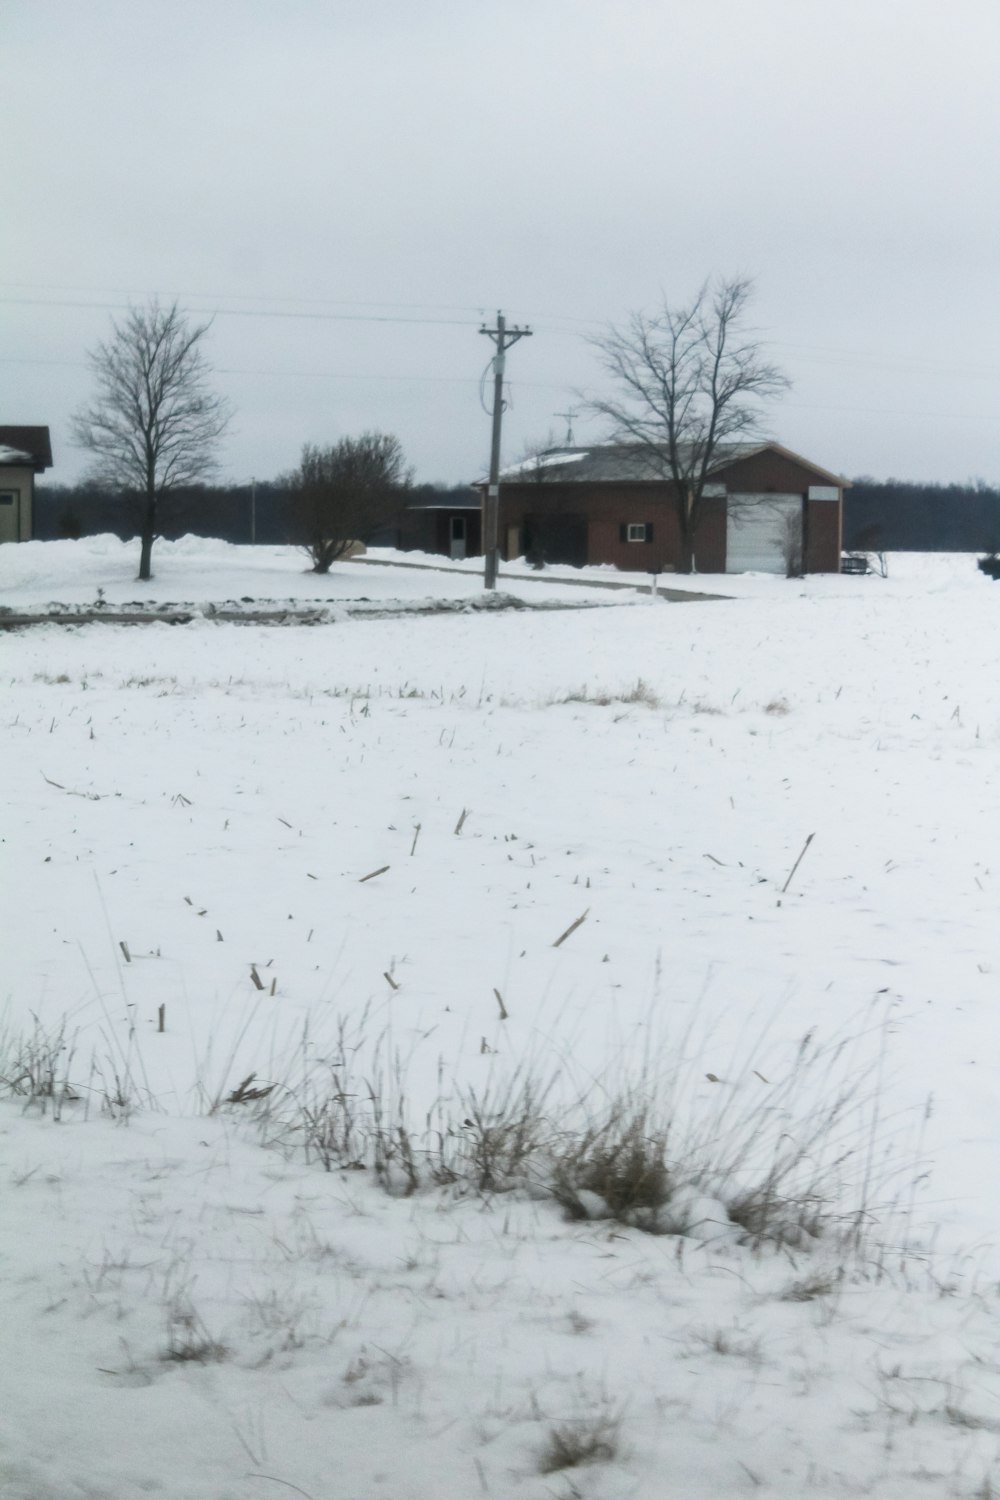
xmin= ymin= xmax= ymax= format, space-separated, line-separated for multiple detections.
xmin=489 ymin=441 xmax=847 ymax=574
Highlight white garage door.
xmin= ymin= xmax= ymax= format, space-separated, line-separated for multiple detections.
xmin=726 ymin=494 xmax=802 ymax=574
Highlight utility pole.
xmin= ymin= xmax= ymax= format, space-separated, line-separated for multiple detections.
xmin=479 ymin=310 xmax=532 ymax=590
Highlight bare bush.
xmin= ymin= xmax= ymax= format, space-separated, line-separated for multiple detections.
xmin=162 ymin=1316 xmax=227 ymax=1366
xmin=553 ymin=1104 xmax=670 ymax=1222
xmin=288 ymin=433 xmax=412 ymax=573
xmin=162 ymin=1292 xmax=227 ymax=1364
xmin=0 ymin=1014 xmax=77 ymax=1118
xmin=549 ymin=677 xmax=662 ymax=710
xmin=539 ymin=1409 xmax=622 ymax=1474
xmin=670 ymin=1016 xmax=899 ymax=1250
xmin=243 ymin=999 xmax=905 ymax=1260
xmin=298 ymin=1062 xmax=366 ymax=1173
xmin=449 ymin=1070 xmax=556 ymax=1192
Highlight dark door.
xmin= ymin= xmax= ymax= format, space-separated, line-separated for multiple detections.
xmin=523 ymin=513 xmax=587 ymax=567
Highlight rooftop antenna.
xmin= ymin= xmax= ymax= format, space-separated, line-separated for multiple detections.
xmin=555 ymin=406 xmax=578 ymax=445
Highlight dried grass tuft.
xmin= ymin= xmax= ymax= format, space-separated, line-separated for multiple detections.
xmin=539 ymin=1410 xmax=622 ymax=1474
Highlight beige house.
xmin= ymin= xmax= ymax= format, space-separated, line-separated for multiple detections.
xmin=0 ymin=427 xmax=53 ymax=542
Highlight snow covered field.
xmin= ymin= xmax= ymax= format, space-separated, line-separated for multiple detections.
xmin=0 ymin=535 xmax=643 ymax=613
xmin=3 ymin=540 xmax=1000 ymax=1499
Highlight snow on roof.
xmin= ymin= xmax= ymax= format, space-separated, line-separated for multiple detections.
xmin=491 ymin=441 xmax=847 ymax=488
xmin=0 ymin=444 xmax=33 ymax=464
xmin=499 ymin=449 xmax=590 ymax=479
xmin=0 ymin=426 xmax=53 ymax=467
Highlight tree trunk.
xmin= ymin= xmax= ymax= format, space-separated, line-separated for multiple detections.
xmin=138 ymin=490 xmax=156 ymax=581
xmin=680 ymin=501 xmax=695 ymax=576
xmin=677 ymin=487 xmax=696 ymax=574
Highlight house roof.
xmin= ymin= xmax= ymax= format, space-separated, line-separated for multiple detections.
xmin=407 ymin=500 xmax=482 ymax=511
xmin=0 ymin=426 xmax=53 ymax=469
xmin=497 ymin=441 xmax=848 ymax=489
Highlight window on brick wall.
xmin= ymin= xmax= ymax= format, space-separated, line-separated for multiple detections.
xmin=620 ymin=522 xmax=653 ymax=543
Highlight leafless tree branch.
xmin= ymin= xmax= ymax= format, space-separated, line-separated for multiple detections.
xmin=585 ymin=277 xmax=789 ymax=571
xmin=72 ymin=301 xmax=232 ymax=580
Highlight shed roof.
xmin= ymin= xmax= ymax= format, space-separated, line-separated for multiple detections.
xmin=498 ymin=441 xmax=848 ymax=489
xmin=407 ymin=500 xmax=481 ymax=511
xmin=0 ymin=426 xmax=53 ymax=469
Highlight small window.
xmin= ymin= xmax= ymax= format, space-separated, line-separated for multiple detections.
xmin=0 ymin=493 xmax=15 ymax=506
xmin=620 ymin=522 xmax=653 ymax=543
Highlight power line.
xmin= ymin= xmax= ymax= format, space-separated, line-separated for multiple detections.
xmin=12 ymin=287 xmax=995 ymax=380
xmin=2 ymin=355 xmax=996 ymax=424
xmin=0 ymin=352 xmax=569 ymax=391
xmin=0 ymin=279 xmax=605 ymax=328
xmin=0 ymin=355 xmax=90 ymax=370
xmin=0 ymin=296 xmax=479 ymax=329
xmin=783 ymin=398 xmax=999 ymax=423
xmin=0 ymin=280 xmax=491 ymax=317
xmin=775 ymin=345 xmax=1000 ymax=382
xmin=0 ymin=289 xmax=601 ymax=338
xmin=4 ymin=294 xmax=998 ymax=409
xmin=4 ymin=281 xmax=997 ymax=375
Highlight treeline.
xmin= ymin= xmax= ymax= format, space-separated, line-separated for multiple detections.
xmin=844 ymin=479 xmax=1000 ymax=552
xmin=32 ymin=480 xmax=473 ymax=546
xmin=33 ymin=476 xmax=1000 ymax=554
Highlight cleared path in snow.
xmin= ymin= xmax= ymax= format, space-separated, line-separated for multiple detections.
xmin=351 ymin=551 xmax=732 ymax=601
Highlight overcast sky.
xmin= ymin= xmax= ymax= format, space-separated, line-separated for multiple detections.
xmin=6 ymin=0 xmax=999 ymax=489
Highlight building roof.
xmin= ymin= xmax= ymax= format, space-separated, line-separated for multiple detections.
xmin=498 ymin=441 xmax=848 ymax=489
xmin=406 ymin=498 xmax=481 ymax=511
xmin=0 ymin=426 xmax=53 ymax=470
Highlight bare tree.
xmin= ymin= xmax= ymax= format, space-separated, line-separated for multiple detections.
xmin=289 ymin=433 xmax=412 ymax=573
xmin=587 ymin=277 xmax=789 ymax=572
xmin=781 ymin=506 xmax=804 ymax=578
xmin=72 ymin=301 xmax=232 ymax=580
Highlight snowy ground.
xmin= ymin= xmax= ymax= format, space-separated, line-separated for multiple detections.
xmin=3 ymin=539 xmax=1000 ymax=1499
xmin=0 ymin=535 xmax=644 ymax=613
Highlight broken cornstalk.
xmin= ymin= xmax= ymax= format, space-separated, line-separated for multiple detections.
xmin=552 ymin=909 xmax=590 ymax=948
xmin=780 ymin=833 xmax=815 ymax=895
